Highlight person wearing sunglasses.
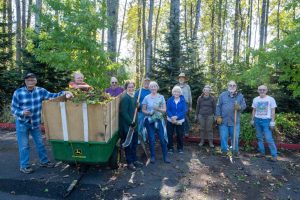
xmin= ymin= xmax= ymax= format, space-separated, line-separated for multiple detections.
xmin=216 ymin=80 xmax=246 ymax=156
xmin=105 ymin=77 xmax=124 ymax=97
xmin=251 ymin=85 xmax=278 ymax=162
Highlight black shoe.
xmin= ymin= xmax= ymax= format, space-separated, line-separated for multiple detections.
xmin=127 ymin=163 xmax=137 ymax=171
xmin=20 ymin=167 xmax=34 ymax=174
xmin=133 ymin=161 xmax=143 ymax=168
xmin=178 ymin=149 xmax=184 ymax=154
xmin=40 ymin=161 xmax=55 ymax=168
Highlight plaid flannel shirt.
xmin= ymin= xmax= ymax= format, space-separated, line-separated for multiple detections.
xmin=11 ymin=86 xmax=65 ymax=128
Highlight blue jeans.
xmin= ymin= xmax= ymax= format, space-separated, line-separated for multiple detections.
xmin=144 ymin=119 xmax=167 ymax=161
xmin=255 ymin=118 xmax=277 ymax=158
xmin=219 ymin=124 xmax=240 ymax=153
xmin=16 ymin=120 xmax=49 ymax=169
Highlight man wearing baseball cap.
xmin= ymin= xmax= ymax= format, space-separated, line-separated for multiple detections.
xmin=11 ymin=73 xmax=73 ymax=174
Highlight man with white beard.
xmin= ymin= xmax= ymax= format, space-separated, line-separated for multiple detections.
xmin=216 ymin=80 xmax=246 ymax=156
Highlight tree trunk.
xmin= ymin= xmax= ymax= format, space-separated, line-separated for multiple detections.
xmin=27 ymin=0 xmax=32 ymax=28
xmin=136 ymin=0 xmax=142 ymax=85
xmin=263 ymin=0 xmax=269 ymax=45
xmin=141 ymin=0 xmax=146 ymax=71
xmin=246 ymin=0 xmax=253 ymax=64
xmin=107 ymin=0 xmax=119 ymax=62
xmin=276 ymin=0 xmax=280 ymax=40
xmin=117 ymin=0 xmax=128 ymax=61
xmin=21 ymin=0 xmax=26 ymax=48
xmin=7 ymin=0 xmax=13 ymax=66
xmin=2 ymin=0 xmax=7 ymax=33
xmin=189 ymin=3 xmax=193 ymax=39
xmin=233 ymin=0 xmax=240 ymax=62
xmin=210 ymin=0 xmax=216 ymax=68
xmin=153 ymin=0 xmax=162 ymax=60
xmin=259 ymin=0 xmax=266 ymax=48
xmin=192 ymin=0 xmax=201 ymax=40
xmin=35 ymin=0 xmax=42 ymax=34
xmin=169 ymin=0 xmax=181 ymax=72
xmin=217 ymin=0 xmax=222 ymax=63
xmin=184 ymin=0 xmax=188 ymax=42
xmin=145 ymin=0 xmax=154 ymax=76
xmin=15 ymin=0 xmax=21 ymax=66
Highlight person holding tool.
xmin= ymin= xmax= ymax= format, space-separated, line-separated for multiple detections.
xmin=251 ymin=85 xmax=278 ymax=162
xmin=216 ymin=80 xmax=246 ymax=156
xmin=11 ymin=73 xmax=73 ymax=174
xmin=119 ymin=80 xmax=143 ymax=171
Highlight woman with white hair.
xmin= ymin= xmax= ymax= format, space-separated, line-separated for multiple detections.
xmin=69 ymin=72 xmax=92 ymax=91
xmin=142 ymin=81 xmax=170 ymax=163
xmin=195 ymin=85 xmax=216 ymax=148
xmin=166 ymin=86 xmax=186 ymax=153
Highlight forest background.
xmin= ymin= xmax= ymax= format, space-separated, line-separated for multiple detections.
xmin=0 ymin=0 xmax=299 ymax=144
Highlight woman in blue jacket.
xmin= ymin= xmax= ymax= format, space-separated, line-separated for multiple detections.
xmin=166 ymin=86 xmax=186 ymax=153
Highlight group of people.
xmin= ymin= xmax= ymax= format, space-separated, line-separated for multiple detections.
xmin=119 ymin=74 xmax=278 ymax=171
xmin=11 ymin=72 xmax=278 ymax=174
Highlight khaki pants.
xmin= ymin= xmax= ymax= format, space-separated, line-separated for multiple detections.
xmin=198 ymin=115 xmax=214 ymax=142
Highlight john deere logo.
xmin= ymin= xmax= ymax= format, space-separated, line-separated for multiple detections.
xmin=74 ymin=149 xmax=82 ymax=155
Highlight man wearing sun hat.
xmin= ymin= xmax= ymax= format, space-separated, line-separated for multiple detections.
xmin=11 ymin=73 xmax=73 ymax=174
xmin=175 ymin=73 xmax=192 ymax=136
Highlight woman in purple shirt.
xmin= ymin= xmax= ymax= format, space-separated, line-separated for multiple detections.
xmin=105 ymin=77 xmax=124 ymax=97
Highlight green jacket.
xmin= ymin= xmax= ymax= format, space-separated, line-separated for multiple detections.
xmin=119 ymin=93 xmax=137 ymax=137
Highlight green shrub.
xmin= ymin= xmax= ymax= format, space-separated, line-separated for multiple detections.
xmin=276 ymin=113 xmax=300 ymax=144
xmin=0 ymin=104 xmax=15 ymax=123
xmin=240 ymin=113 xmax=256 ymax=151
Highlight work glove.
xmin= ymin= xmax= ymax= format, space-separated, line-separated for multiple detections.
xmin=234 ymin=103 xmax=241 ymax=111
xmin=216 ymin=116 xmax=222 ymax=125
xmin=269 ymin=121 xmax=275 ymax=131
xmin=250 ymin=120 xmax=255 ymax=127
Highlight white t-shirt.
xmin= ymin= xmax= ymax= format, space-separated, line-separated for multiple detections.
xmin=252 ymin=95 xmax=277 ymax=119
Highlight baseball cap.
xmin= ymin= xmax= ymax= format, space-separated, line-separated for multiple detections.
xmin=24 ymin=73 xmax=37 ymax=79
xmin=144 ymin=77 xmax=151 ymax=81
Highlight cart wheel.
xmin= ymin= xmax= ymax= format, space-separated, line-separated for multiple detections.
xmin=109 ymin=146 xmax=120 ymax=169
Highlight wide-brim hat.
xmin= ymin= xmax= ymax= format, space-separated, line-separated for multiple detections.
xmin=176 ymin=72 xmax=189 ymax=81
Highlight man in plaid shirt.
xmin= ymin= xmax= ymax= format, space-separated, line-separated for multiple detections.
xmin=11 ymin=73 xmax=73 ymax=174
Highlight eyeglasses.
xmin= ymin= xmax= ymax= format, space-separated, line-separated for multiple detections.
xmin=111 ymin=82 xmax=117 ymax=84
xmin=228 ymin=84 xmax=236 ymax=87
xmin=258 ymin=89 xmax=266 ymax=92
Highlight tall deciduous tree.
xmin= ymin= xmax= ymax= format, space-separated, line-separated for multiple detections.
xmin=21 ymin=0 xmax=26 ymax=48
xmin=153 ymin=0 xmax=162 ymax=60
xmin=27 ymin=0 xmax=32 ymax=28
xmin=169 ymin=0 xmax=180 ymax=72
xmin=259 ymin=0 xmax=267 ymax=48
xmin=107 ymin=0 xmax=119 ymax=62
xmin=192 ymin=0 xmax=201 ymax=40
xmin=15 ymin=0 xmax=21 ymax=65
xmin=145 ymin=0 xmax=154 ymax=75
xmin=7 ymin=0 xmax=13 ymax=66
xmin=233 ymin=0 xmax=240 ymax=62
xmin=35 ymin=0 xmax=42 ymax=34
